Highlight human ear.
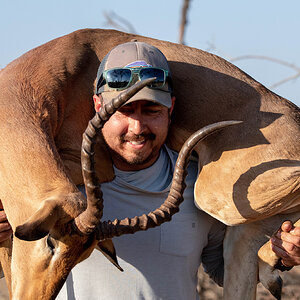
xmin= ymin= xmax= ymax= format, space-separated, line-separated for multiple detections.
xmin=93 ymin=94 xmax=102 ymax=112
xmin=169 ymin=96 xmax=176 ymax=116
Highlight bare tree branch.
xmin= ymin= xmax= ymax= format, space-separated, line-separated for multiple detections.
xmin=269 ymin=73 xmax=300 ymax=89
xmin=101 ymin=7 xmax=299 ymax=91
xmin=231 ymin=55 xmax=300 ymax=89
xmin=231 ymin=55 xmax=300 ymax=72
xmin=102 ymin=11 xmax=137 ymax=34
xmin=205 ymin=40 xmax=216 ymax=53
xmin=179 ymin=0 xmax=191 ymax=44
xmin=207 ymin=41 xmax=300 ymax=89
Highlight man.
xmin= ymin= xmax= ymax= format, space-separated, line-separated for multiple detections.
xmin=1 ymin=41 xmax=300 ymax=299
xmin=56 ymin=41 xmax=226 ymax=300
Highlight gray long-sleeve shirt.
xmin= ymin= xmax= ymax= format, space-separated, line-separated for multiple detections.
xmin=57 ymin=145 xmax=225 ymax=300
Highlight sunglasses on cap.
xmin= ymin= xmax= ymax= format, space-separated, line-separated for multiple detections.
xmin=96 ymin=67 xmax=172 ymax=93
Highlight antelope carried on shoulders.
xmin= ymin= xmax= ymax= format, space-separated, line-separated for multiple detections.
xmin=0 ymin=29 xmax=299 ymax=299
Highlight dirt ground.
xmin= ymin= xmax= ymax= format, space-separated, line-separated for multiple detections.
xmin=1 ymin=266 xmax=299 ymax=299
xmin=197 ymin=265 xmax=300 ymax=300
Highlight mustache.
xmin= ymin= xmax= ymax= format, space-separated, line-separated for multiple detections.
xmin=120 ymin=133 xmax=156 ymax=142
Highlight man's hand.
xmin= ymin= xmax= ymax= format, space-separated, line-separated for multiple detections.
xmin=0 ymin=201 xmax=12 ymax=243
xmin=271 ymin=220 xmax=300 ymax=267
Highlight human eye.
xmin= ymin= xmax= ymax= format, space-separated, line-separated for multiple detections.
xmin=118 ymin=105 xmax=134 ymax=115
xmin=144 ymin=105 xmax=163 ymax=115
xmin=146 ymin=108 xmax=161 ymax=114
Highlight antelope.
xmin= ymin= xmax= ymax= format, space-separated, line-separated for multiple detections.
xmin=0 ymin=28 xmax=299 ymax=299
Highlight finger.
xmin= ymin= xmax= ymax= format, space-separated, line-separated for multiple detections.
xmin=289 ymin=226 xmax=300 ymax=236
xmin=0 ymin=211 xmax=8 ymax=223
xmin=271 ymin=243 xmax=296 ymax=267
xmin=281 ymin=256 xmax=300 ymax=267
xmin=271 ymin=237 xmax=300 ymax=259
xmin=0 ymin=200 xmax=3 ymax=210
xmin=0 ymin=228 xmax=13 ymax=243
xmin=271 ymin=243 xmax=289 ymax=258
xmin=281 ymin=220 xmax=293 ymax=232
xmin=275 ymin=231 xmax=300 ymax=248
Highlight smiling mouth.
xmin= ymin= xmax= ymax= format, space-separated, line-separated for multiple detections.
xmin=128 ymin=139 xmax=146 ymax=145
xmin=126 ymin=139 xmax=147 ymax=150
xmin=121 ymin=134 xmax=156 ymax=147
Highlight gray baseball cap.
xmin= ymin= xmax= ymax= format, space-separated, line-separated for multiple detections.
xmin=95 ymin=41 xmax=172 ymax=108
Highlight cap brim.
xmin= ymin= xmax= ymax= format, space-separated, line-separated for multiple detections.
xmin=101 ymin=86 xmax=172 ymax=108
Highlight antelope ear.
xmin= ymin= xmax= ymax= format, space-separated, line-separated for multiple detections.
xmin=96 ymin=239 xmax=123 ymax=272
xmin=15 ymin=200 xmax=61 ymax=241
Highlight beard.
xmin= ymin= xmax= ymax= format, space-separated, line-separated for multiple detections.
xmin=117 ymin=133 xmax=157 ymax=165
xmin=109 ymin=147 xmax=157 ymax=167
xmin=107 ymin=132 xmax=163 ymax=169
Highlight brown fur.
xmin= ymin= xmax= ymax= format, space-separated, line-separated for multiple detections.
xmin=0 ymin=29 xmax=299 ymax=299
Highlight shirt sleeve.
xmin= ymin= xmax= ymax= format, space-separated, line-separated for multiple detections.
xmin=201 ymin=219 xmax=226 ymax=286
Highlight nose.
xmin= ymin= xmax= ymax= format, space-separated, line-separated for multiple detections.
xmin=128 ymin=117 xmax=145 ymax=135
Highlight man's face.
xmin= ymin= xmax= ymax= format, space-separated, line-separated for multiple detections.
xmin=98 ymin=99 xmax=174 ymax=171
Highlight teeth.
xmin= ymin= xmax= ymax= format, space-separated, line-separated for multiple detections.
xmin=130 ymin=140 xmax=145 ymax=145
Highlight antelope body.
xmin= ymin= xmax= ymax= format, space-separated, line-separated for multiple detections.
xmin=0 ymin=29 xmax=299 ymax=299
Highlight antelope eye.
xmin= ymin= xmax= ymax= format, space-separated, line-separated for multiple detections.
xmin=46 ymin=235 xmax=56 ymax=254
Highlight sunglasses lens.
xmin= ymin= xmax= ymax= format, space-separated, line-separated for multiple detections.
xmin=106 ymin=68 xmax=132 ymax=89
xmin=139 ymin=68 xmax=165 ymax=88
xmin=103 ymin=67 xmax=167 ymax=91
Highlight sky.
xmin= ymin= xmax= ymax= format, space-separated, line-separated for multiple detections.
xmin=1 ymin=0 xmax=299 ymax=107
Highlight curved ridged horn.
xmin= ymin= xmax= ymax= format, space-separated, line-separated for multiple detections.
xmin=75 ymin=77 xmax=156 ymax=234
xmin=95 ymin=120 xmax=242 ymax=241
